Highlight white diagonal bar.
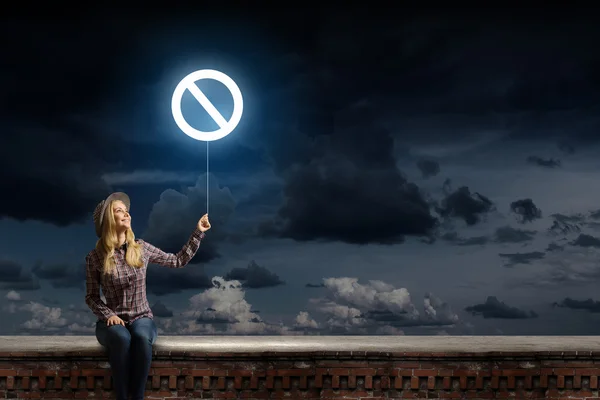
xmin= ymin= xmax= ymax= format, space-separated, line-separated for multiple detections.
xmin=185 ymin=82 xmax=229 ymax=128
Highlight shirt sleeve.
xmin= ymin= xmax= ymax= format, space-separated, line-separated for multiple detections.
xmin=85 ymin=253 xmax=116 ymax=321
xmin=144 ymin=228 xmax=205 ymax=268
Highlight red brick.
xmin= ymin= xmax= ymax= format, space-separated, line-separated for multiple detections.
xmin=184 ymin=375 xmax=193 ymax=390
xmin=491 ymin=376 xmax=499 ymax=389
xmin=349 ymin=367 xmax=376 ymax=376
xmin=21 ymin=376 xmax=30 ymax=389
xmin=394 ymin=368 xmax=413 ymax=376
xmin=217 ymin=376 xmax=225 ymax=389
xmin=475 ymin=376 xmax=484 ymax=389
xmin=151 ymin=361 xmax=177 ymax=367
xmin=276 ymin=368 xmax=311 ymax=376
xmin=250 ymin=376 xmax=258 ymax=389
xmin=442 ymin=376 xmax=451 ymax=390
xmin=181 ymin=368 xmax=211 ymax=376
xmin=555 ymin=367 xmax=575 ymax=375
xmin=0 ymin=369 xmax=17 ymax=376
xmin=504 ymin=368 xmax=540 ymax=376
xmin=265 ymin=375 xmax=273 ymax=389
xmin=146 ymin=391 xmax=177 ymax=398
xmin=410 ymin=375 xmax=418 ymax=389
xmin=331 ymin=374 xmax=339 ymax=388
xmin=20 ymin=392 xmax=42 ymax=398
xmin=168 ymin=375 xmax=177 ymax=389
xmin=4 ymin=342 xmax=600 ymax=399
xmin=576 ymin=368 xmax=600 ymax=375
xmin=544 ymin=361 xmax=595 ymax=368
xmin=40 ymin=391 xmax=74 ymax=398
xmin=506 ymin=375 xmax=515 ymax=389
xmin=299 ymin=375 xmax=307 ymax=389
xmin=153 ymin=368 xmax=180 ymax=376
xmin=314 ymin=373 xmax=322 ymax=387
xmin=392 ymin=376 xmax=402 ymax=390
xmin=150 ymin=375 xmax=159 ymax=389
xmin=453 ymin=369 xmax=478 ymax=377
xmin=233 ymin=375 xmax=242 ymax=389
xmin=427 ymin=376 xmax=435 ymax=390
xmin=414 ymin=369 xmax=435 ymax=376
xmin=230 ymin=369 xmax=253 ymax=376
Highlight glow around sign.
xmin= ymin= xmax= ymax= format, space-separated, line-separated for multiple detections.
xmin=171 ymin=69 xmax=244 ymax=142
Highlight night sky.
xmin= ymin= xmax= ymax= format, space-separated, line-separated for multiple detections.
xmin=2 ymin=7 xmax=600 ymax=336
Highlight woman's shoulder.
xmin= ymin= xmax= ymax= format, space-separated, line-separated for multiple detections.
xmin=134 ymin=239 xmax=148 ymax=254
xmin=86 ymin=247 xmax=107 ymax=261
xmin=85 ymin=248 xmax=103 ymax=268
xmin=86 ymin=248 xmax=98 ymax=258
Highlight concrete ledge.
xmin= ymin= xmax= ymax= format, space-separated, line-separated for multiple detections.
xmin=3 ymin=336 xmax=600 ymax=399
xmin=2 ymin=335 xmax=600 ymax=355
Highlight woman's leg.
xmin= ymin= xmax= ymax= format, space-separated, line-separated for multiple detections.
xmin=128 ymin=317 xmax=158 ymax=400
xmin=95 ymin=320 xmax=132 ymax=400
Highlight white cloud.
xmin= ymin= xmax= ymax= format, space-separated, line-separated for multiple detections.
xmin=67 ymin=322 xmax=95 ymax=334
xmin=152 ymin=275 xmax=459 ymax=336
xmin=294 ymin=311 xmax=319 ymax=329
xmin=5 ymin=290 xmax=20 ymax=301
xmin=169 ymin=277 xmax=289 ymax=335
xmin=324 ymin=277 xmax=419 ymax=317
xmin=304 ymin=278 xmax=459 ymax=334
xmin=21 ymin=302 xmax=68 ymax=331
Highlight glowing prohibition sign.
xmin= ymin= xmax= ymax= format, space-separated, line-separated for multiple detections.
xmin=171 ymin=69 xmax=244 ymax=141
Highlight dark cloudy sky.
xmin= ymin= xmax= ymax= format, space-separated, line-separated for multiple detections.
xmin=2 ymin=6 xmax=600 ymax=336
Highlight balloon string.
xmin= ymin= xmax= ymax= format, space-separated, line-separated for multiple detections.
xmin=206 ymin=141 xmax=209 ymax=214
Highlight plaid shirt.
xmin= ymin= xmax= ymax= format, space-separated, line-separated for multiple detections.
xmin=85 ymin=228 xmax=205 ymax=324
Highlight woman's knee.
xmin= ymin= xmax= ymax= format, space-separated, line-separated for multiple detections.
xmin=130 ymin=319 xmax=157 ymax=345
xmin=105 ymin=325 xmax=132 ymax=348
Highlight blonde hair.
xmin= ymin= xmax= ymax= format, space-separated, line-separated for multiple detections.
xmin=95 ymin=200 xmax=144 ymax=274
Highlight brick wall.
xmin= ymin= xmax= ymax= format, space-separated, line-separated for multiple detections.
xmin=1 ymin=336 xmax=600 ymax=399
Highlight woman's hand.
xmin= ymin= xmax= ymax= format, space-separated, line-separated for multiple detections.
xmin=198 ymin=213 xmax=211 ymax=232
xmin=107 ymin=315 xmax=125 ymax=326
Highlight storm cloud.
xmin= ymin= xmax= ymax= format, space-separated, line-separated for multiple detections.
xmin=465 ymin=296 xmax=539 ymax=319
xmin=261 ymin=103 xmax=438 ymax=245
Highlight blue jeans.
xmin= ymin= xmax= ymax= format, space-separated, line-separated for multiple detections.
xmin=96 ymin=317 xmax=157 ymax=400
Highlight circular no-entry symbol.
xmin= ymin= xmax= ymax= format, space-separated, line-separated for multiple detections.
xmin=171 ymin=69 xmax=244 ymax=141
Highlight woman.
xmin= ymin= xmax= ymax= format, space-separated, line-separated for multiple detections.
xmin=85 ymin=192 xmax=210 ymax=400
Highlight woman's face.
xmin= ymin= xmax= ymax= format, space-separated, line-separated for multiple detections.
xmin=112 ymin=200 xmax=131 ymax=231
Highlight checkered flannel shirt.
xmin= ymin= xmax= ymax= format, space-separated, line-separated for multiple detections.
xmin=85 ymin=228 xmax=205 ymax=324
